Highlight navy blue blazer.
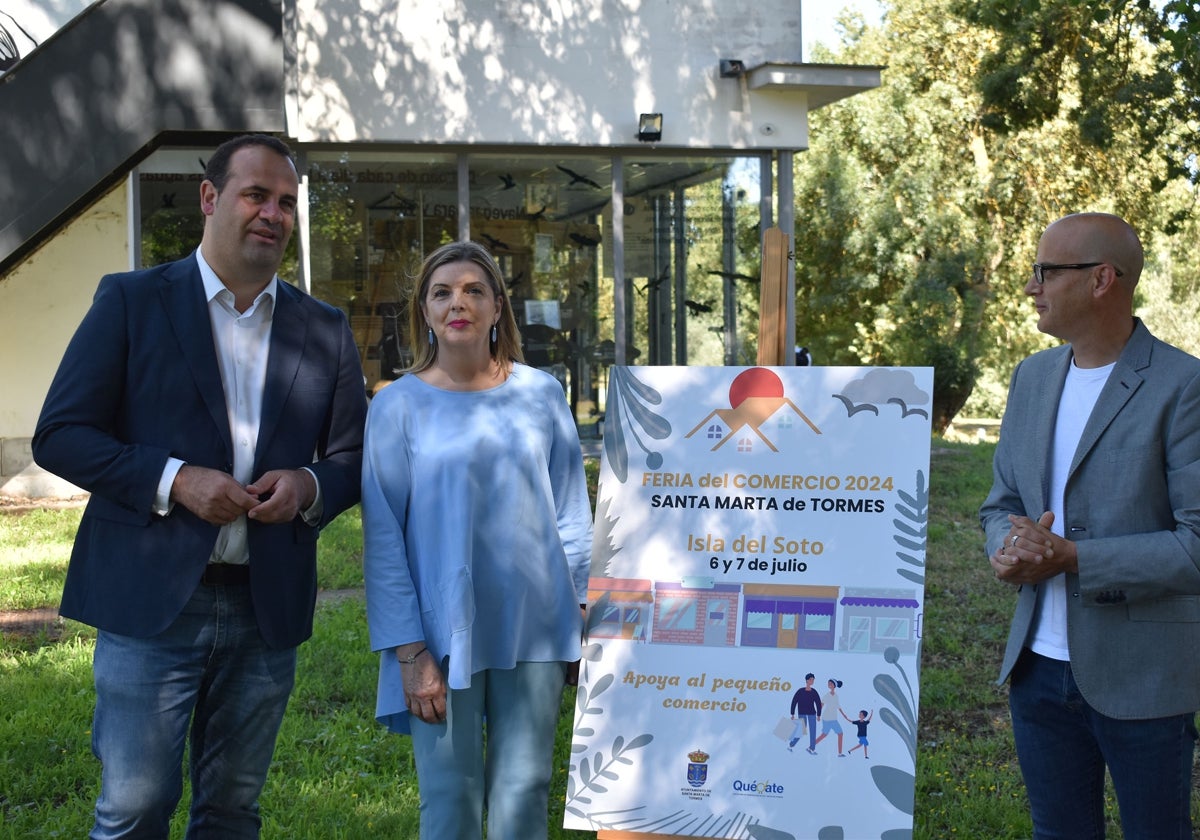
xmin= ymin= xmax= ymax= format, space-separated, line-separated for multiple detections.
xmin=33 ymin=255 xmax=367 ymax=649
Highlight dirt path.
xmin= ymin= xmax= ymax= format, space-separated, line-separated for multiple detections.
xmin=2 ymin=497 xmax=363 ymax=642
xmin=0 ymin=495 xmax=89 ymax=514
xmin=0 ymin=607 xmax=63 ymax=639
xmin=0 ymin=590 xmax=364 ymax=642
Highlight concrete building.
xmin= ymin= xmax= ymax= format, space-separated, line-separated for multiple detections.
xmin=0 ymin=0 xmax=880 ymax=498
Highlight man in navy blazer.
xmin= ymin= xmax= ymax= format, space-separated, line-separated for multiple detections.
xmin=33 ymin=134 xmax=366 ymax=838
xmin=980 ymin=213 xmax=1200 ymax=839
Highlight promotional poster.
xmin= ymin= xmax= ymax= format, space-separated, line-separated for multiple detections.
xmin=565 ymin=365 xmax=933 ymax=839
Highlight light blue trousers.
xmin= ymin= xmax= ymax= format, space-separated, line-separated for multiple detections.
xmin=410 ymin=661 xmax=567 ymax=840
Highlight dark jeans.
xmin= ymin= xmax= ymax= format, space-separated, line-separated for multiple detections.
xmin=788 ymin=714 xmax=817 ymax=751
xmin=1008 ymin=648 xmax=1196 ymax=840
xmin=90 ymin=582 xmax=297 ymax=839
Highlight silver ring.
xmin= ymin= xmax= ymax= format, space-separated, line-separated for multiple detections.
xmin=1010 ymin=535 xmax=1019 ymax=547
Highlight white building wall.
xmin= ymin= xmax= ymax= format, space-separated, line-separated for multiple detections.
xmin=0 ymin=181 xmax=129 ymax=497
xmin=2 ymin=1 xmax=878 ymax=499
xmin=289 ymin=0 xmax=811 ymax=149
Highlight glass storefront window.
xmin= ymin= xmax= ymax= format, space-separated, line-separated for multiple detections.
xmin=137 ymin=150 xmax=208 ymax=268
xmin=464 ymin=152 xmax=767 ymax=435
xmin=618 ymin=156 xmax=764 ymax=369
xmin=139 ymin=146 xmax=769 ymax=435
xmin=466 ymin=153 xmax=608 ymax=433
xmin=306 ymin=150 xmax=458 ymax=389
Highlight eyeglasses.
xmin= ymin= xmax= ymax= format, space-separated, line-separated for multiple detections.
xmin=1031 ymin=262 xmax=1123 ymax=285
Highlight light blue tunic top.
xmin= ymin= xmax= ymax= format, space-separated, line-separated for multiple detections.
xmin=362 ymin=363 xmax=592 ymax=733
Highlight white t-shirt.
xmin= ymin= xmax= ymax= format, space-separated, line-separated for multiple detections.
xmin=1029 ymin=359 xmax=1115 ymax=660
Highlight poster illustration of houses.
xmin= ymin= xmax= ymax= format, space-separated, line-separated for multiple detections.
xmin=565 ymin=366 xmax=933 ymax=839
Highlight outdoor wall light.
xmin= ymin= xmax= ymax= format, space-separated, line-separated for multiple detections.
xmin=719 ymin=58 xmax=745 ymax=78
xmin=637 ymin=113 xmax=663 ymax=142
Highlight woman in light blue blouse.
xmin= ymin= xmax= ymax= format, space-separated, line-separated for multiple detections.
xmin=362 ymin=240 xmax=592 ymax=840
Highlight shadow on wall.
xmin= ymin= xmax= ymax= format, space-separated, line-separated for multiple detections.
xmin=0 ymin=0 xmax=285 ymax=272
xmin=296 ymin=1 xmax=737 ymax=144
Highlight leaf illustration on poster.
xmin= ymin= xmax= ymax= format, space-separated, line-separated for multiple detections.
xmin=592 ymin=494 xmax=622 ymax=578
xmin=893 ymin=471 xmax=928 ymax=586
xmin=570 ymin=600 xmax=658 ymax=829
xmin=747 ymin=827 xmax=796 ymax=840
xmin=568 ymin=366 xmax=932 ymax=838
xmin=872 ymin=647 xmax=918 ymax=822
xmin=861 ymin=469 xmax=928 ymax=835
xmin=603 ymin=366 xmax=670 ymax=481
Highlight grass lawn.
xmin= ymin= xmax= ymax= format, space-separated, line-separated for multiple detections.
xmin=1 ymin=440 xmax=1194 ymax=838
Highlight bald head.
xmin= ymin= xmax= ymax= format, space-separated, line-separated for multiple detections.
xmin=1044 ymin=213 xmax=1143 ymax=289
xmin=1031 ymin=212 xmax=1140 ymax=364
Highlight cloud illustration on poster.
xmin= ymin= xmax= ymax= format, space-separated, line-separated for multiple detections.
xmin=834 ymin=369 xmax=931 ymax=419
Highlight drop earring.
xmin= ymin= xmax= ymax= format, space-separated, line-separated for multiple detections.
xmin=427 ymin=327 xmax=434 ymax=345
xmin=491 ymin=324 xmax=497 ymax=343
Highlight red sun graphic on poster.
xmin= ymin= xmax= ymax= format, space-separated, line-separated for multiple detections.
xmin=729 ymin=367 xmax=784 ymax=408
xmin=687 ymin=367 xmax=820 ymax=451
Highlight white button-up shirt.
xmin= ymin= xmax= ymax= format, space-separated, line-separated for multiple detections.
xmin=155 ymin=249 xmax=321 ymax=563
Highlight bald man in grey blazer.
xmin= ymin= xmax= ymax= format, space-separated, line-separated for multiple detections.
xmin=980 ymin=212 xmax=1200 ymax=839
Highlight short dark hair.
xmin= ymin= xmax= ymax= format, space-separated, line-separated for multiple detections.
xmin=203 ymin=134 xmax=295 ymax=192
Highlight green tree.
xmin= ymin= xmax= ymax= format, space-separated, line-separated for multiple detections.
xmin=793 ymin=0 xmax=1190 ymax=429
xmin=963 ymin=0 xmax=1199 ymax=188
xmin=794 ymin=4 xmax=1000 ymax=431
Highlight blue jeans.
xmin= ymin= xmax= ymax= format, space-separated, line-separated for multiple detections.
xmin=788 ymin=715 xmax=817 ymax=750
xmin=409 ymin=661 xmax=567 ymax=840
xmin=1008 ymin=649 xmax=1196 ymax=840
xmin=90 ymin=582 xmax=297 ymax=840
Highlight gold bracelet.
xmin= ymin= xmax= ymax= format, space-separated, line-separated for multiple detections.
xmin=398 ymin=645 xmax=427 ymax=665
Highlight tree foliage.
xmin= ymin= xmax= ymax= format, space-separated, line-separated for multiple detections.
xmin=795 ymin=4 xmax=1005 ymax=431
xmin=793 ymin=0 xmax=1198 ymax=429
xmin=963 ymin=0 xmax=1199 ymax=190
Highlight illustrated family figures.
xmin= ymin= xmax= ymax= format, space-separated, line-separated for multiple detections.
xmin=788 ymin=673 xmax=872 ymax=758
xmin=787 ymin=673 xmax=821 ymax=754
xmin=846 ymin=709 xmax=873 ymax=758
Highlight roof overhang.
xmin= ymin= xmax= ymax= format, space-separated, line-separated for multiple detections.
xmin=744 ymin=62 xmax=884 ymax=110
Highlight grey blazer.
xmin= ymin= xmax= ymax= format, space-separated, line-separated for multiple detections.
xmin=980 ymin=319 xmax=1200 ymax=719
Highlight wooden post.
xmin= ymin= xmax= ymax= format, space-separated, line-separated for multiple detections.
xmin=756 ymin=227 xmax=790 ymax=366
xmin=596 ymin=229 xmax=791 ymax=840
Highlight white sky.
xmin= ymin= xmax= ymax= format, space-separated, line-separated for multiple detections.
xmin=801 ymin=0 xmax=885 ymax=57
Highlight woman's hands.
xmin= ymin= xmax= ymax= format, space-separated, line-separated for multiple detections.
xmin=398 ymin=645 xmax=447 ymax=724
